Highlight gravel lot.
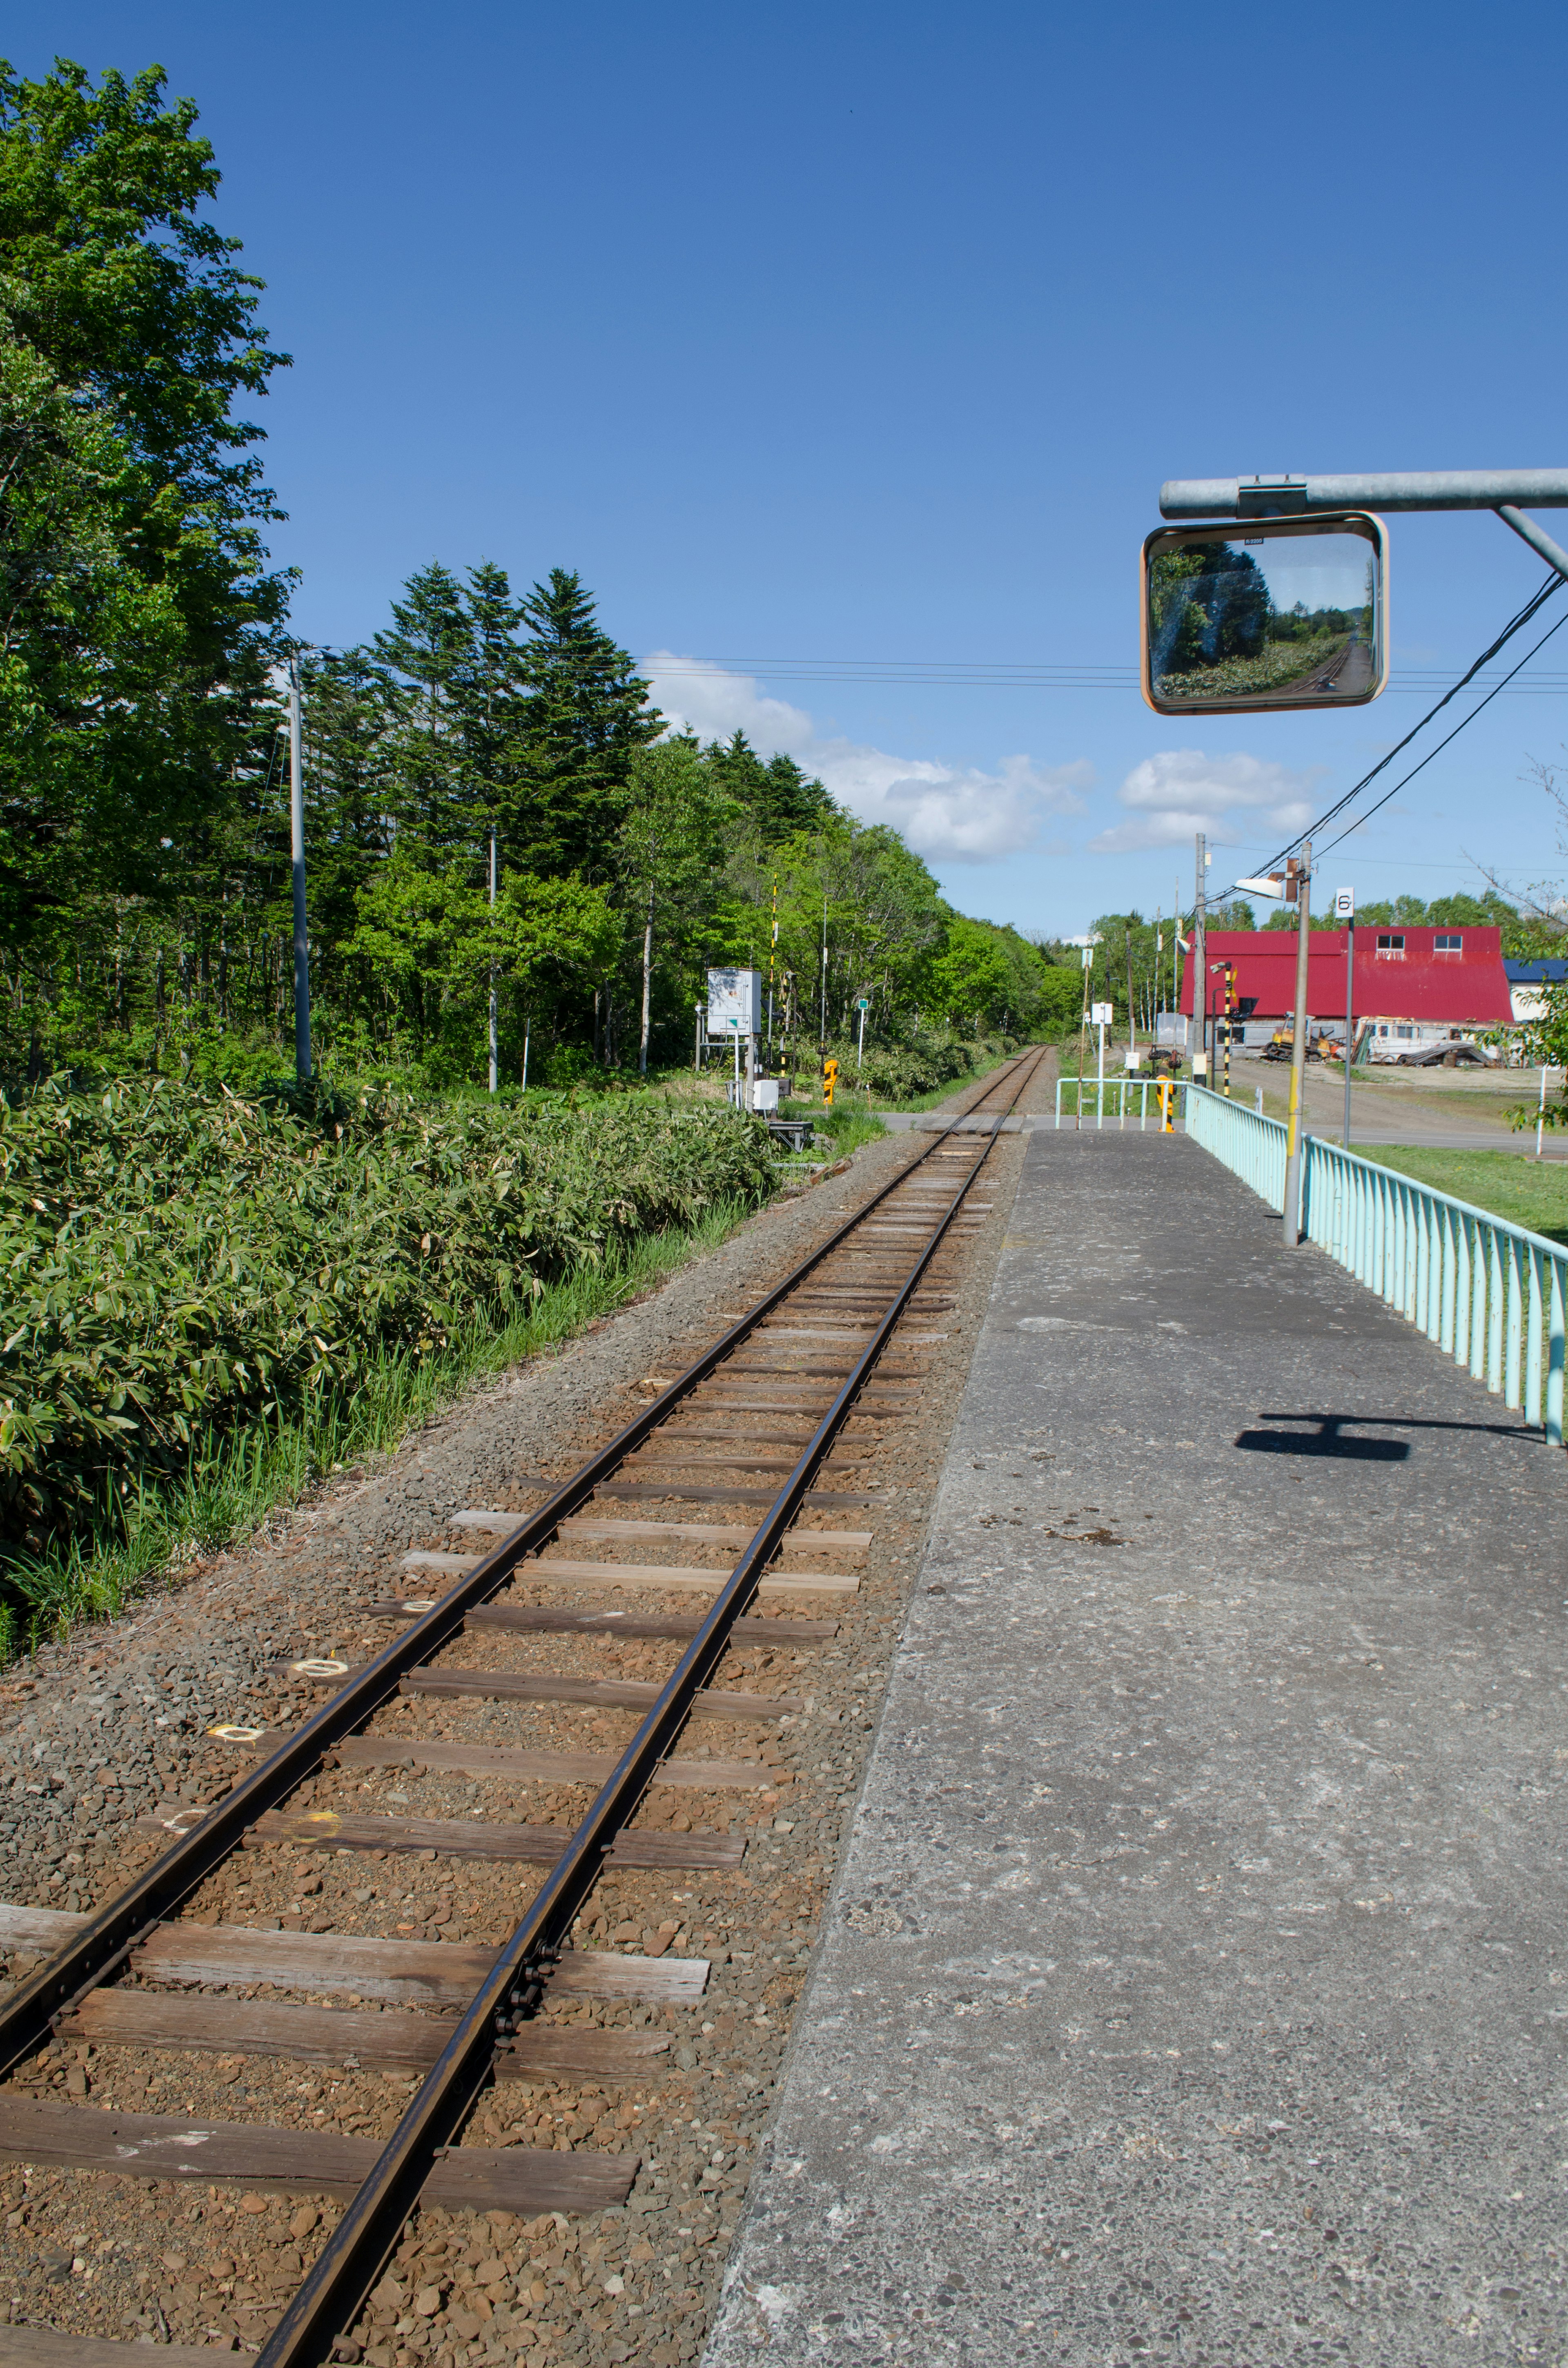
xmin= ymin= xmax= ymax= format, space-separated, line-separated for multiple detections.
xmin=0 ymin=1054 xmax=1054 ymax=2362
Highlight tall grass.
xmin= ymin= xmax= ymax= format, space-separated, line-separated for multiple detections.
xmin=0 ymin=1199 xmax=751 ymax=1664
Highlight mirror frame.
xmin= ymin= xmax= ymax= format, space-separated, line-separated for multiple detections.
xmin=1140 ymin=508 xmax=1389 ymax=716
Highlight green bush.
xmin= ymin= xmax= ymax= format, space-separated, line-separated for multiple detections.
xmin=788 ymin=1028 xmax=1020 ymax=1104
xmin=0 ymin=1078 xmax=777 ymax=1559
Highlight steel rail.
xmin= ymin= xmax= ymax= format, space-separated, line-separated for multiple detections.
xmin=257 ymin=1041 xmax=1046 ymax=2368
xmin=0 ymin=1046 xmax=1039 ymax=2084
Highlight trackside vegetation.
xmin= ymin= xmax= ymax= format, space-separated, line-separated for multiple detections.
xmin=0 ymin=1079 xmax=777 ymax=1636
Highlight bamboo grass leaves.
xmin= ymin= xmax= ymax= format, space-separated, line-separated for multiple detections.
xmin=0 ymin=1079 xmax=776 ymax=1556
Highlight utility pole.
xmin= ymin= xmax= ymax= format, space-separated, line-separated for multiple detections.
xmin=768 ymin=875 xmax=779 ymax=1048
xmin=1192 ymin=833 xmax=1207 ymax=1080
xmin=1336 ymin=885 xmax=1355 ymax=1147
xmin=819 ymin=881 xmax=829 ymax=1052
xmin=488 ymin=827 xmax=498 ymax=1095
xmin=1283 ymin=843 xmax=1313 ymax=1245
xmin=289 ymin=658 xmax=312 ymax=1083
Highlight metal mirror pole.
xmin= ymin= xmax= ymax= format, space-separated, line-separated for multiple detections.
xmin=1193 ymin=834 xmax=1207 ymax=1083
xmin=1282 ymin=844 xmax=1312 ymax=1245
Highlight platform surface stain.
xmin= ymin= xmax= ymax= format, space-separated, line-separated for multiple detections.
xmin=703 ymin=1129 xmax=1568 ymax=2366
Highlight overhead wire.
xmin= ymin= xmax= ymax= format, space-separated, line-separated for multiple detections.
xmin=1210 ymin=566 xmax=1568 ymax=902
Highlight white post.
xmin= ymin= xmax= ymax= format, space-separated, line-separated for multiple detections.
xmin=1538 ymin=1065 xmax=1549 ymax=1159
xmin=1096 ymin=1014 xmax=1106 ymax=1128
xmin=694 ymin=1002 xmax=703 ymax=1075
xmin=745 ymin=1030 xmax=756 ymax=1113
xmin=857 ymin=1001 xmax=866 ymax=1071
xmin=289 ymin=660 xmax=311 ymax=1082
xmin=488 ymin=827 xmax=498 ymax=1095
xmin=521 ymin=1017 xmax=530 ymax=1091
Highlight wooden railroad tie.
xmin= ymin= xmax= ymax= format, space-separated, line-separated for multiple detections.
xmin=0 ymin=2096 xmax=636 ymax=2213
xmin=367 ymin=1599 xmax=839 ymax=1643
xmin=265 ymin=1661 xmax=802 ymax=1719
xmin=59 ymin=1988 xmax=670 ymax=2081
xmin=238 ymin=1806 xmax=746 ymax=1868
xmin=122 ymin=1923 xmax=710 ymax=2007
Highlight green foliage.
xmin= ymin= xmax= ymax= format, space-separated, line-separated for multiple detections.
xmin=5 ymin=1193 xmax=753 ymax=1657
xmin=0 ymin=1076 xmax=777 ymax=1563
xmin=0 ymin=57 xmax=290 ymax=970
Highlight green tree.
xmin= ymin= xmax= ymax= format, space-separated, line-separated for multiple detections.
xmin=618 ymin=736 xmax=732 ymax=1072
xmin=0 ymin=55 xmax=291 ymax=1005
xmin=511 ymin=569 xmax=663 ymax=874
xmin=926 ymin=917 xmax=1016 ymax=1035
xmin=706 ymin=731 xmax=835 ymax=845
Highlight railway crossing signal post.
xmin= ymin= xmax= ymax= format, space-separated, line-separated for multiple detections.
xmin=1211 ymin=961 xmax=1236 ymax=1098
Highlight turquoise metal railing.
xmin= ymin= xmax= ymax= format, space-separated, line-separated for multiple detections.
xmin=1186 ymin=1085 xmax=1567 ymax=1445
xmin=1185 ymin=1082 xmax=1288 ymax=1209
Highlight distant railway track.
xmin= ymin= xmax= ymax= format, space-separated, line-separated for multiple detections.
xmin=0 ymin=1046 xmax=1047 ymax=2367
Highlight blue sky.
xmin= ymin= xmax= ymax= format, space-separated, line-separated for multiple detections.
xmin=14 ymin=0 xmax=1568 ymax=933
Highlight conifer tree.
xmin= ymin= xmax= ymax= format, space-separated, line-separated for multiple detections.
xmin=511 ymin=570 xmax=663 ymax=873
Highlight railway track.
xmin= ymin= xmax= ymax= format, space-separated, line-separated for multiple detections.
xmin=0 ymin=1046 xmax=1049 ymax=2367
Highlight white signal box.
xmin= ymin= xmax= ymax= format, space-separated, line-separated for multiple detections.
xmin=707 ymin=968 xmax=762 ymax=1034
xmin=1090 ymin=1001 xmax=1115 ymax=1026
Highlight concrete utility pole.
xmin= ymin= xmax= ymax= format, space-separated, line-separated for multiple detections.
xmin=1337 ymin=885 xmax=1355 ymax=1148
xmin=1192 ymin=833 xmax=1207 ymax=1079
xmin=488 ymin=827 xmax=499 ymax=1095
xmin=1283 ymin=843 xmax=1313 ymax=1245
xmin=289 ymin=659 xmax=312 ymax=1084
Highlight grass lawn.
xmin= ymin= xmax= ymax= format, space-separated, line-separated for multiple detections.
xmin=1356 ymin=1145 xmax=1568 ymax=1246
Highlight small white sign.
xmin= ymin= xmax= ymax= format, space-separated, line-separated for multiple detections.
xmin=707 ymin=968 xmax=762 ymax=1033
xmin=1090 ymin=1001 xmax=1114 ymax=1026
xmin=1334 ymin=887 xmax=1355 ymax=919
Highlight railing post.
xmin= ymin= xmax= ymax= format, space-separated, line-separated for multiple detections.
xmin=1439 ymin=1203 xmax=1456 ymax=1354
xmin=1505 ymin=1236 xmax=1524 ymax=1410
xmin=1526 ymin=1245 xmax=1544 ymax=1429
xmin=1549 ymin=1259 xmax=1565 ymax=1448
xmin=1458 ymin=1213 xmax=1474 ymax=1373
xmin=1487 ymin=1224 xmax=1505 ymax=1395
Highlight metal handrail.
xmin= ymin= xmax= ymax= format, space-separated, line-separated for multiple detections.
xmin=1054 ymin=1075 xmax=1173 ymax=1129
xmin=1186 ymin=1085 xmax=1568 ymax=1445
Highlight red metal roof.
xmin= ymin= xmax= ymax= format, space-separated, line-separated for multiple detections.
xmin=1178 ymin=926 xmax=1513 ymax=1024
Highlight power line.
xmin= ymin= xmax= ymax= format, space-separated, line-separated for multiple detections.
xmin=642 ymin=655 xmax=1568 ymax=695
xmin=1210 ymin=567 xmax=1568 ymax=901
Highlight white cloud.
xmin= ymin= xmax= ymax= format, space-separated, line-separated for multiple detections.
xmin=643 ymin=652 xmax=1090 ymax=864
xmin=1087 ymin=749 xmax=1322 ymax=855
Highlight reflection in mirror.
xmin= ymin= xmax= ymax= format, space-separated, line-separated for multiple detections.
xmin=1142 ymin=515 xmax=1386 ymax=714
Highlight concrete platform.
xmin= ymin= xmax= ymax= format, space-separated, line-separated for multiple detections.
xmin=704 ymin=1128 xmax=1568 ymax=2366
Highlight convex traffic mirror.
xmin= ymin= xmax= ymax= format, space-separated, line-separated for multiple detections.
xmin=1141 ymin=511 xmax=1387 ymax=715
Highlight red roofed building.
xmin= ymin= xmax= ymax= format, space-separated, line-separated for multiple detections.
xmin=1178 ymin=925 xmax=1513 ymax=1057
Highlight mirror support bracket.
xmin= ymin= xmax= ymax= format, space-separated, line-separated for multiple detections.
xmin=1494 ymin=503 xmax=1568 ymax=586
xmin=1162 ymin=470 xmax=1568 ymax=518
